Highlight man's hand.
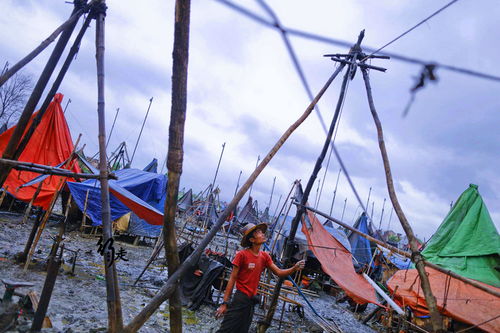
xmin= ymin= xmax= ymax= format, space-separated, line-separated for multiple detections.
xmin=215 ymin=303 xmax=227 ymax=318
xmin=294 ymin=260 xmax=306 ymax=271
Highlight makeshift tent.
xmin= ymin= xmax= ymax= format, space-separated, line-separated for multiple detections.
xmin=177 ymin=189 xmax=193 ymax=212
xmin=0 ymin=93 xmax=80 ymax=209
xmin=387 ymin=184 xmax=500 ymax=332
xmin=420 ymin=184 xmax=500 ymax=286
xmin=237 ymin=196 xmax=260 ymax=226
xmin=67 ymin=168 xmax=166 ymax=236
xmin=348 ymin=213 xmax=373 ymax=266
xmin=142 ymin=158 xmax=158 ymax=173
xmin=296 ymin=184 xmax=379 ymax=305
xmin=388 ymin=267 xmax=500 ymax=332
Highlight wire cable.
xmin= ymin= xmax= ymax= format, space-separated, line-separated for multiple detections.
xmin=214 ymin=0 xmax=500 ymax=82
xmin=361 ymin=0 xmax=460 ymax=61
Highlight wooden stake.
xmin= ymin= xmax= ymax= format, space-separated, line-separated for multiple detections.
xmin=80 ymin=189 xmax=91 ymax=232
xmin=0 ymin=186 xmax=9 ymax=207
xmin=361 ymin=67 xmax=443 ymax=332
xmin=21 ymin=181 xmax=44 ymax=224
xmin=123 ymin=50 xmax=345 ymax=333
xmin=23 ymin=177 xmax=64 ymax=271
xmin=95 ymin=1 xmax=124 ymax=331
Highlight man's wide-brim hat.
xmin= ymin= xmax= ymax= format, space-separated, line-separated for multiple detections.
xmin=240 ymin=222 xmax=268 ymax=248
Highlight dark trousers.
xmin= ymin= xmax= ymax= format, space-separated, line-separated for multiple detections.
xmin=216 ymin=290 xmax=258 ymax=333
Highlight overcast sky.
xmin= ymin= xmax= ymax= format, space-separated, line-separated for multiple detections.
xmin=1 ymin=0 xmax=499 ymax=240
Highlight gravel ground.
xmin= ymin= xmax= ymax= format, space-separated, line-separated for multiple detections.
xmin=0 ymin=211 xmax=378 ymax=332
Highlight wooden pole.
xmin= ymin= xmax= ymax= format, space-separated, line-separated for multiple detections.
xmin=123 ymin=56 xmax=345 ymax=333
xmin=12 ymin=15 xmax=93 ymax=162
xmin=361 ymin=67 xmax=443 ymax=332
xmin=258 ymin=31 xmax=363 ymax=333
xmin=23 ymin=177 xmax=64 ymax=271
xmin=233 ymin=170 xmax=242 ymax=197
xmin=30 ymin=247 xmax=63 ymax=332
xmin=301 ymin=203 xmax=500 ymax=298
xmin=0 ymin=158 xmax=106 ymax=180
xmin=210 ymin=142 xmax=226 ymax=191
xmin=0 ymin=4 xmax=81 ymax=188
xmin=80 ymin=189 xmax=91 ymax=232
xmin=95 ymin=1 xmax=124 ymax=330
xmin=18 ymin=208 xmax=43 ymax=263
xmin=0 ymin=186 xmax=9 ymax=207
xmin=130 ymin=97 xmax=154 ymax=166
xmin=161 ymin=0 xmax=193 ymax=331
xmin=329 ymin=168 xmax=341 ymax=215
xmin=0 ymin=5 xmax=86 ymax=87
xmin=248 ymin=155 xmax=260 ymax=198
xmin=106 ymin=107 xmax=120 ymax=148
xmin=21 ymin=181 xmax=44 ymax=224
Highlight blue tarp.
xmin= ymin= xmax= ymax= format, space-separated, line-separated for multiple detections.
xmin=67 ymin=168 xmax=166 ymax=236
xmin=348 ymin=213 xmax=373 ymax=265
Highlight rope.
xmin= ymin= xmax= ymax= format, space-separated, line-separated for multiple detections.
xmin=442 ymin=273 xmax=452 ymax=310
xmin=361 ymin=0 xmax=460 ymax=61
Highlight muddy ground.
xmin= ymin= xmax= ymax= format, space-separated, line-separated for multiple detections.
xmin=0 ymin=211 xmax=378 ymax=332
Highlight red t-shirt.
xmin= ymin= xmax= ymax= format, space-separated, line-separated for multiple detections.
xmin=232 ymin=249 xmax=273 ymax=297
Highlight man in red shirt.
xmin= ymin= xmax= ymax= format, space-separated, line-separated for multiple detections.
xmin=215 ymin=222 xmax=305 ymax=332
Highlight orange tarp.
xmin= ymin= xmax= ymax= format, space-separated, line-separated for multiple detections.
xmin=388 ymin=267 xmax=500 ymax=332
xmin=0 ymin=93 xmax=80 ymax=209
xmin=301 ymin=209 xmax=379 ymax=305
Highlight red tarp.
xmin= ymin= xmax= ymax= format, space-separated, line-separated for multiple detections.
xmin=388 ymin=267 xmax=500 ymax=332
xmin=301 ymin=209 xmax=380 ymax=305
xmin=0 ymin=93 xmax=80 ymax=209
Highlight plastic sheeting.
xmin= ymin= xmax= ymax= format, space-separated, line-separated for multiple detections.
xmin=177 ymin=189 xmax=193 ymax=211
xmin=348 ymin=213 xmax=373 ymax=265
xmin=388 ymin=267 xmax=500 ymax=332
xmin=67 ymin=168 xmax=166 ymax=227
xmin=0 ymin=93 xmax=80 ymax=209
xmin=301 ymin=208 xmax=379 ymax=305
xmin=421 ymin=184 xmax=500 ymax=287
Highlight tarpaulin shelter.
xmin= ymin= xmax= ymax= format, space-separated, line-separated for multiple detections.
xmin=348 ymin=213 xmax=374 ymax=266
xmin=0 ymin=93 xmax=80 ymax=209
xmin=237 ymin=196 xmax=260 ymax=226
xmin=296 ymin=185 xmax=379 ymax=305
xmin=67 ymin=168 xmax=166 ymax=236
xmin=388 ymin=268 xmax=500 ymax=332
xmin=177 ymin=189 xmax=193 ymax=212
xmin=420 ymin=184 xmax=500 ymax=286
xmin=142 ymin=158 xmax=158 ymax=173
xmin=387 ymin=184 xmax=500 ymax=331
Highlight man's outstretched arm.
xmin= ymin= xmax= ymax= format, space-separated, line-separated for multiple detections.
xmin=268 ymin=260 xmax=305 ymax=278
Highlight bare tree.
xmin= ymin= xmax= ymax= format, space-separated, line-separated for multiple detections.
xmin=0 ymin=65 xmax=34 ymax=127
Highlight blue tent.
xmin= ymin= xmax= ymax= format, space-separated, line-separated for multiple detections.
xmin=348 ymin=213 xmax=373 ymax=265
xmin=67 ymin=168 xmax=166 ymax=236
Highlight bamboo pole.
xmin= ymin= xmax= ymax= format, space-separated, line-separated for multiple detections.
xmin=21 ymin=181 xmax=44 ymax=224
xmin=12 ymin=14 xmax=94 ymax=162
xmin=258 ymin=31 xmax=362 ymax=333
xmin=23 ymin=177 xmax=64 ymax=271
xmin=95 ymin=1 xmax=123 ymax=330
xmin=0 ymin=158 xmax=106 ymax=180
xmin=301 ymin=203 xmax=500 ymax=298
xmin=0 ymin=4 xmax=81 ymax=189
xmin=0 ymin=186 xmax=9 ymax=207
xmin=130 ymin=97 xmax=154 ymax=166
xmin=123 ymin=55 xmax=345 ymax=333
xmin=0 ymin=6 xmax=85 ymax=87
xmin=80 ymin=190 xmax=91 ymax=232
xmin=361 ymin=67 xmax=444 ymax=332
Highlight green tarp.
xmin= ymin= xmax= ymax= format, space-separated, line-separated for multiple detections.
xmin=422 ymin=184 xmax=500 ymax=287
